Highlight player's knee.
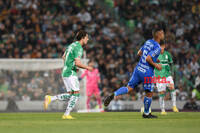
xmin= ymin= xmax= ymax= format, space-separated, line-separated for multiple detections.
xmin=68 ymin=91 xmax=73 ymax=95
xmin=94 ymin=95 xmax=99 ymax=99
xmin=127 ymin=86 xmax=134 ymax=93
xmin=159 ymin=91 xmax=165 ymax=95
xmin=145 ymin=90 xmax=153 ymax=97
xmin=169 ymin=84 xmax=174 ymax=90
xmin=73 ymin=91 xmax=80 ymax=94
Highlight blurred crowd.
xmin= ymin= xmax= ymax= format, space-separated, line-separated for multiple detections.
xmin=0 ymin=0 xmax=200 ymax=101
xmin=0 ymin=70 xmax=64 ymax=101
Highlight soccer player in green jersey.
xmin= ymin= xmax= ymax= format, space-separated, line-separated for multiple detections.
xmin=155 ymin=40 xmax=179 ymax=115
xmin=44 ymin=30 xmax=93 ymax=119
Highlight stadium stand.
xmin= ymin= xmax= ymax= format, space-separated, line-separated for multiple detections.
xmin=0 ymin=0 xmax=199 ymax=103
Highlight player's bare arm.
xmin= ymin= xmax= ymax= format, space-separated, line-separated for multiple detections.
xmin=75 ymin=58 xmax=93 ymax=71
xmin=146 ymin=55 xmax=162 ymax=70
xmin=136 ymin=49 xmax=143 ymax=62
xmin=137 ymin=49 xmax=143 ymax=56
xmin=62 ymin=52 xmax=66 ymax=61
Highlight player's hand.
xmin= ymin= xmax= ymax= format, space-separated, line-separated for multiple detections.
xmin=157 ymin=59 xmax=160 ymax=63
xmin=87 ymin=66 xmax=93 ymax=71
xmin=155 ymin=64 xmax=162 ymax=70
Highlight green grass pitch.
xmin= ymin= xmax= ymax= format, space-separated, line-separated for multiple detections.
xmin=0 ymin=112 xmax=200 ymax=133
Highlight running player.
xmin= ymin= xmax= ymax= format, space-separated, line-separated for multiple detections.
xmin=44 ymin=30 xmax=93 ymax=119
xmin=104 ymin=25 xmax=164 ymax=118
xmin=155 ymin=41 xmax=179 ymax=115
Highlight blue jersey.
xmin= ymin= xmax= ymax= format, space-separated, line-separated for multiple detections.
xmin=128 ymin=39 xmax=161 ymax=92
xmin=137 ymin=39 xmax=161 ymax=73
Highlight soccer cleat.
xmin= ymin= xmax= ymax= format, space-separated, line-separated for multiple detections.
xmin=104 ymin=94 xmax=114 ymax=107
xmin=161 ymin=111 xmax=167 ymax=115
xmin=44 ymin=95 xmax=51 ymax=110
xmin=173 ymin=106 xmax=179 ymax=112
xmin=62 ymin=115 xmax=75 ymax=120
xmin=143 ymin=113 xmax=158 ymax=119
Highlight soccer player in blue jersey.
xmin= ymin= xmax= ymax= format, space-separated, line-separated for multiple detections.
xmin=104 ymin=26 xmax=164 ymax=118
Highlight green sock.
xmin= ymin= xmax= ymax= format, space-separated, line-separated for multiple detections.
xmin=159 ymin=94 xmax=165 ymax=112
xmin=170 ymin=90 xmax=176 ymax=106
xmin=64 ymin=94 xmax=80 ymax=115
xmin=52 ymin=93 xmax=71 ymax=101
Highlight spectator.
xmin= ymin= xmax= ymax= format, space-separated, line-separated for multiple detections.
xmin=0 ymin=0 xmax=199 ymax=102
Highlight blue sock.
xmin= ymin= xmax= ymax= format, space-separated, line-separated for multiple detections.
xmin=144 ymin=96 xmax=152 ymax=115
xmin=114 ymin=87 xmax=128 ymax=96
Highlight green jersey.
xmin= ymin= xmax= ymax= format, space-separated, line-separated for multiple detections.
xmin=62 ymin=41 xmax=83 ymax=77
xmin=154 ymin=51 xmax=173 ymax=78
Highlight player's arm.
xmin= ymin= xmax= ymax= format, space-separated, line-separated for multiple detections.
xmin=137 ymin=49 xmax=143 ymax=56
xmin=146 ymin=48 xmax=162 ymax=70
xmin=62 ymin=51 xmax=66 ymax=61
xmin=74 ymin=46 xmax=92 ymax=71
xmin=75 ymin=58 xmax=93 ymax=71
xmin=168 ymin=52 xmax=174 ymax=76
xmin=146 ymin=56 xmax=161 ymax=70
xmin=96 ymin=69 xmax=101 ymax=84
xmin=80 ymin=70 xmax=87 ymax=78
xmin=136 ymin=46 xmax=143 ymax=61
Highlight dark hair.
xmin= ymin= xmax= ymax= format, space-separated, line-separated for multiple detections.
xmin=75 ymin=30 xmax=88 ymax=41
xmin=160 ymin=39 xmax=165 ymax=46
xmin=152 ymin=23 xmax=164 ymax=37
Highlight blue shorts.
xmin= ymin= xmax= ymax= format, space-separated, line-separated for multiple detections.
xmin=127 ymin=67 xmax=154 ymax=92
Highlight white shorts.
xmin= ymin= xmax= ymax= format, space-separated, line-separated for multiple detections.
xmin=62 ymin=76 xmax=80 ymax=92
xmin=156 ymin=76 xmax=174 ymax=92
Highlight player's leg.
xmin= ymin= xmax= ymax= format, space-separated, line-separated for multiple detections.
xmin=104 ymin=69 xmax=139 ymax=107
xmin=94 ymin=88 xmax=102 ymax=109
xmin=167 ymin=76 xmax=179 ymax=112
xmin=86 ymin=94 xmax=92 ymax=110
xmin=104 ymin=86 xmax=133 ymax=106
xmin=86 ymin=88 xmax=92 ymax=110
xmin=50 ymin=93 xmax=71 ymax=101
xmin=142 ymin=71 xmax=157 ymax=118
xmin=63 ymin=91 xmax=80 ymax=119
xmin=44 ymin=77 xmax=71 ymax=110
xmin=156 ymin=82 xmax=167 ymax=115
xmin=62 ymin=76 xmax=80 ymax=119
xmin=142 ymin=89 xmax=157 ymax=118
xmin=159 ymin=91 xmax=166 ymax=114
xmin=86 ymin=96 xmax=91 ymax=110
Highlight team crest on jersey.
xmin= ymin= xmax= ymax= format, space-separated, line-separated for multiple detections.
xmin=166 ymin=55 xmax=168 ymax=59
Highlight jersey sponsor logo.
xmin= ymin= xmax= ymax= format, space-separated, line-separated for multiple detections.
xmin=144 ymin=75 xmax=170 ymax=84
